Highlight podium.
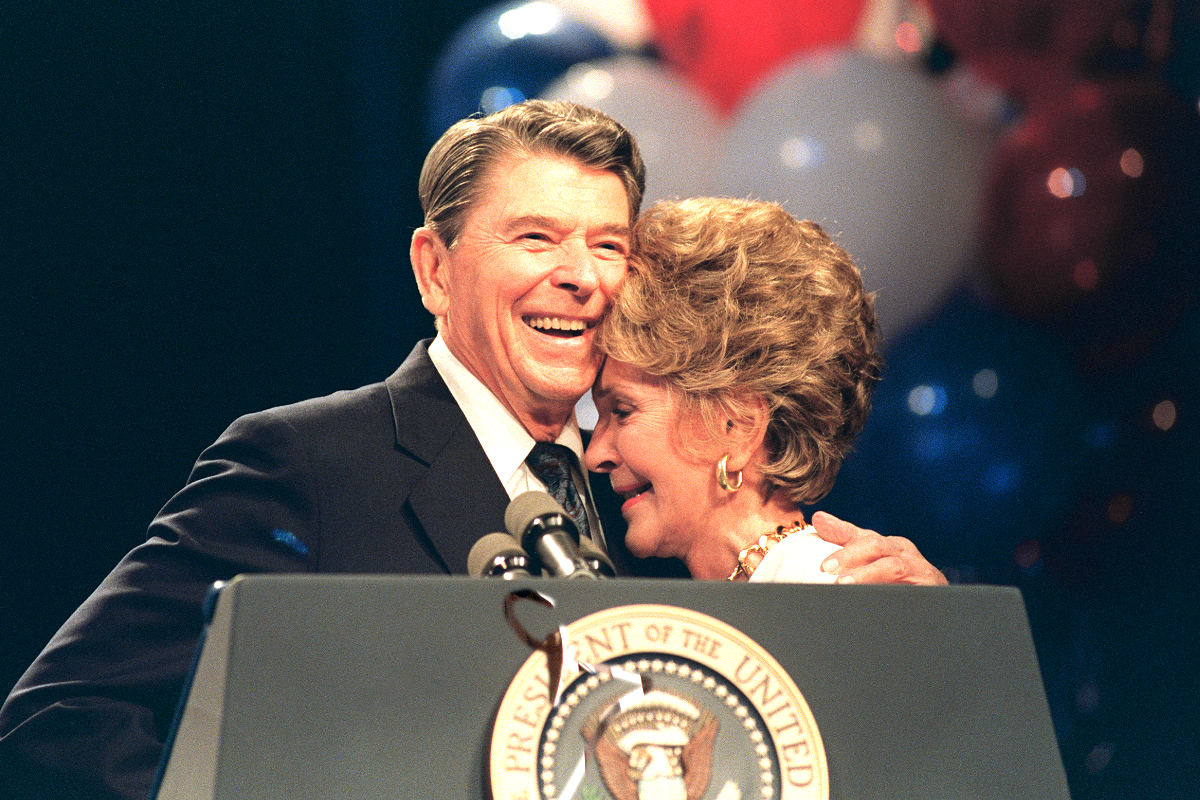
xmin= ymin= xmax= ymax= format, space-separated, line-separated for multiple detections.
xmin=153 ymin=575 xmax=1070 ymax=799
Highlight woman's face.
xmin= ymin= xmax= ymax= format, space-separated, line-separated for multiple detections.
xmin=585 ymin=359 xmax=721 ymax=564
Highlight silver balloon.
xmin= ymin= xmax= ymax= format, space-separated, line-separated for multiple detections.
xmin=545 ymin=0 xmax=653 ymax=50
xmin=542 ymin=55 xmax=722 ymax=204
xmin=715 ymin=49 xmax=997 ymax=341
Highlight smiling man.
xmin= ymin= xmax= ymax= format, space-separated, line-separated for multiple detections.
xmin=0 ymin=100 xmax=939 ymax=800
xmin=0 ymin=100 xmax=660 ymax=800
xmin=411 ymin=152 xmax=630 ymax=441
xmin=403 ymin=102 xmax=656 ymax=562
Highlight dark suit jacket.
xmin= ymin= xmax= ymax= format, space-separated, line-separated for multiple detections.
xmin=0 ymin=340 xmax=684 ymax=800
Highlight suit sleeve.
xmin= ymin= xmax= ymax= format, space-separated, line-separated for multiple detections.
xmin=0 ymin=409 xmax=320 ymax=800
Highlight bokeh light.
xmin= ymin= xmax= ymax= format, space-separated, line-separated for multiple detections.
xmin=1119 ymin=147 xmax=1144 ymax=178
xmin=1085 ymin=743 xmax=1116 ymax=775
xmin=1047 ymin=166 xmax=1087 ymax=198
xmin=497 ymin=1 xmax=562 ymax=38
xmin=1106 ymin=493 xmax=1134 ymax=525
xmin=983 ymin=461 xmax=1021 ymax=494
xmin=1075 ymin=680 xmax=1101 ymax=715
xmin=1151 ymin=399 xmax=1177 ymax=431
xmin=1072 ymin=258 xmax=1099 ymax=291
xmin=852 ymin=119 xmax=885 ymax=152
xmin=574 ymin=67 xmax=616 ymax=101
xmin=1014 ymin=538 xmax=1043 ymax=571
xmin=479 ymin=85 xmax=526 ymax=114
xmin=780 ymin=136 xmax=820 ymax=170
xmin=907 ymin=384 xmax=948 ymax=416
xmin=972 ymin=368 xmax=999 ymax=399
xmin=1084 ymin=419 xmax=1118 ymax=449
xmin=894 ymin=21 xmax=924 ymax=54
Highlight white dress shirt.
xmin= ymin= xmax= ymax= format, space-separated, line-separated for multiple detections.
xmin=427 ymin=335 xmax=605 ymax=551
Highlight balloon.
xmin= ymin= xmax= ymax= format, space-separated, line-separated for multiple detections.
xmin=545 ymin=0 xmax=654 ymax=51
xmin=924 ymin=0 xmax=1142 ymax=101
xmin=1041 ymin=298 xmax=1200 ymax=595
xmin=715 ymin=49 xmax=997 ymax=341
xmin=978 ymin=78 xmax=1200 ymax=372
xmin=642 ymin=0 xmax=869 ymax=113
xmin=816 ymin=289 xmax=1092 ymax=580
xmin=425 ymin=1 xmax=616 ymax=142
xmin=540 ymin=56 xmax=722 ymax=204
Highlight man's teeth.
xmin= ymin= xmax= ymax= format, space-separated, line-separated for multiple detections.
xmin=526 ymin=316 xmax=588 ymax=332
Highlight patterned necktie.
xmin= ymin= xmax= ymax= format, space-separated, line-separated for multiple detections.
xmin=525 ymin=442 xmax=591 ymax=540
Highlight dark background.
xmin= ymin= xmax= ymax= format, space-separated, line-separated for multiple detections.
xmin=3 ymin=2 xmax=1197 ymax=799
xmin=4 ymin=0 xmax=461 ymax=679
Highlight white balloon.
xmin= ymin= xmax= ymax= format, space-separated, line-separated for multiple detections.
xmin=542 ymin=56 xmax=722 ymax=204
xmin=546 ymin=0 xmax=653 ymax=50
xmin=716 ymin=49 xmax=996 ymax=341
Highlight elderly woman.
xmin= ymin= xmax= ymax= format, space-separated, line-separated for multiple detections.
xmin=585 ymin=197 xmax=945 ymax=584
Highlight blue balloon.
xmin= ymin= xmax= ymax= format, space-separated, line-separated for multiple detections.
xmin=816 ymin=289 xmax=1093 ymax=581
xmin=425 ymin=1 xmax=617 ymax=142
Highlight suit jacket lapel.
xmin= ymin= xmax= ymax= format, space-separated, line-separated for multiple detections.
xmin=386 ymin=341 xmax=511 ymax=574
xmin=384 ymin=341 xmax=686 ymax=578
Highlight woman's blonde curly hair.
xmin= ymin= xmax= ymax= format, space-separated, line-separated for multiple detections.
xmin=597 ymin=197 xmax=882 ymax=505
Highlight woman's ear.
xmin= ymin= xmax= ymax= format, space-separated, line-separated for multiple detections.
xmin=410 ymin=226 xmax=451 ymax=317
xmin=722 ymin=394 xmax=770 ymax=472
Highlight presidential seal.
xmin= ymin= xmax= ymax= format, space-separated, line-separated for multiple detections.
xmin=490 ymin=604 xmax=828 ymax=800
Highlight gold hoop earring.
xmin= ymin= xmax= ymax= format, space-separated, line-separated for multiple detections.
xmin=716 ymin=454 xmax=742 ymax=492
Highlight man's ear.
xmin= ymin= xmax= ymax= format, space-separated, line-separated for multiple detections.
xmin=410 ymin=226 xmax=452 ymax=317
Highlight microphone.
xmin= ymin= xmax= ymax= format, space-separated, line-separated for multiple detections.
xmin=578 ymin=537 xmax=616 ymax=578
xmin=467 ymin=532 xmax=535 ymax=579
xmin=505 ymin=491 xmax=600 ymax=580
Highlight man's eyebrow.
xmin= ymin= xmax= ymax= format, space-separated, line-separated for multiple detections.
xmin=503 ymin=214 xmax=562 ymax=232
xmin=503 ymin=215 xmax=630 ymax=238
xmin=594 ymin=222 xmax=631 ymax=238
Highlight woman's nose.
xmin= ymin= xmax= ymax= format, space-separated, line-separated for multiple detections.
xmin=584 ymin=420 xmax=616 ymax=473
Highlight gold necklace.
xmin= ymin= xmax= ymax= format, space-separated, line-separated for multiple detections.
xmin=727 ymin=518 xmax=808 ymax=581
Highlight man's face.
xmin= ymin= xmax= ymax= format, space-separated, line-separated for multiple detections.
xmin=422 ymin=153 xmax=632 ymax=431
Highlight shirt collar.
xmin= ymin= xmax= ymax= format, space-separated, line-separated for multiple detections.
xmin=428 ymin=335 xmax=585 ymax=494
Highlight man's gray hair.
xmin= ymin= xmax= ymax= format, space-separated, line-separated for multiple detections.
xmin=418 ymin=100 xmax=645 ymax=248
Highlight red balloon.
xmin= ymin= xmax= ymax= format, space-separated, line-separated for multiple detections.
xmin=642 ymin=0 xmax=868 ymax=113
xmin=924 ymin=0 xmax=1150 ymax=100
xmin=979 ymin=78 xmax=1200 ymax=369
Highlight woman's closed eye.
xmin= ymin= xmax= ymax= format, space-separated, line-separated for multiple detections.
xmin=609 ymin=404 xmax=633 ymax=422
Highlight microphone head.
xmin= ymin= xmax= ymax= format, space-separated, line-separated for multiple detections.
xmin=579 ymin=537 xmax=616 ymax=578
xmin=467 ymin=532 xmax=533 ymax=578
xmin=505 ymin=490 xmax=577 ymax=544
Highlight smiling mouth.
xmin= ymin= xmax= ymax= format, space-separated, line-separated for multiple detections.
xmin=619 ymin=483 xmax=651 ymax=501
xmin=524 ymin=316 xmax=594 ymax=338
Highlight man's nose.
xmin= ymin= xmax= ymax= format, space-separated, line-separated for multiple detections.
xmin=550 ymin=239 xmax=600 ymax=296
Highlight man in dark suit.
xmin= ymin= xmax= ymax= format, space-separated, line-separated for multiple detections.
xmin=0 ymin=100 xmax=671 ymax=800
xmin=0 ymin=99 xmax=938 ymax=799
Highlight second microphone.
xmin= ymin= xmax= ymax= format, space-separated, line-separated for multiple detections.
xmin=504 ymin=490 xmax=612 ymax=579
